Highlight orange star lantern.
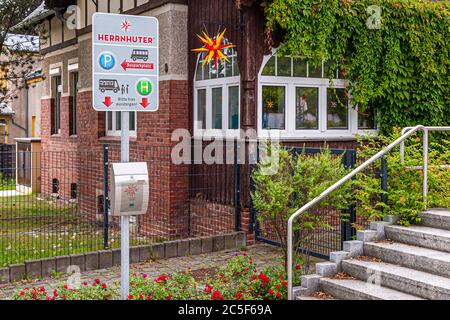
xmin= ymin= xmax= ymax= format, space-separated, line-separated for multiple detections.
xmin=192 ymin=29 xmax=235 ymax=70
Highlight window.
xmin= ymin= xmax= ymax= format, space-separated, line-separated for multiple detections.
xmin=194 ymin=42 xmax=240 ymax=137
xmin=258 ymin=52 xmax=377 ymax=139
xmin=70 ymin=183 xmax=77 ymax=199
xmin=51 ymin=75 xmax=61 ymax=135
xmin=106 ymin=111 xmax=137 ymax=136
xmin=52 ymin=179 xmax=59 ymax=194
xmin=69 ymin=72 xmax=78 ymax=136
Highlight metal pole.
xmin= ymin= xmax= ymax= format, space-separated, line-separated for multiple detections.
xmin=121 ymin=111 xmax=130 ymax=300
xmin=423 ymin=128 xmax=428 ymax=208
xmin=103 ymin=144 xmax=109 ymax=249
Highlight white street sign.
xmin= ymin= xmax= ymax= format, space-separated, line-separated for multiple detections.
xmin=92 ymin=13 xmax=159 ymax=112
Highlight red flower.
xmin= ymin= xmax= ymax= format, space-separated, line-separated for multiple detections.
xmin=204 ymin=284 xmax=213 ymax=294
xmin=83 ymin=281 xmax=88 ymax=286
xmin=234 ymin=292 xmax=243 ymax=299
xmin=139 ymin=294 xmax=144 ymax=300
xmin=268 ymin=289 xmax=274 ymax=295
xmin=19 ymin=292 xmax=25 ymax=296
xmin=211 ymin=290 xmax=223 ymax=300
xmin=156 ymin=275 xmax=169 ymax=283
xmin=63 ymin=284 xmax=69 ymax=290
xmin=281 ymin=281 xmax=287 ymax=287
xmin=61 ymin=295 xmax=67 ymax=300
xmin=94 ymin=279 xmax=101 ymax=284
xmin=142 ymin=274 xmax=148 ymax=279
xmin=250 ymin=275 xmax=258 ymax=281
xmin=219 ymin=273 xmax=224 ymax=278
xmin=295 ymin=264 xmax=301 ymax=270
xmin=102 ymin=283 xmax=107 ymax=289
xmin=128 ymin=294 xmax=134 ymax=300
xmin=146 ymin=296 xmax=152 ymax=300
xmin=258 ymin=272 xmax=270 ymax=284
xmin=276 ymin=292 xmax=282 ymax=299
xmin=167 ymin=294 xmax=172 ymax=300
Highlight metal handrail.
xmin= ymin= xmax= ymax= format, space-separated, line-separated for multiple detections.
xmin=287 ymin=125 xmax=431 ymax=300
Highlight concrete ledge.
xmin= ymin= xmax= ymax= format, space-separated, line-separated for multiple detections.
xmin=370 ymin=221 xmax=392 ymax=240
xmin=1 ymin=232 xmax=246 ymax=284
xmin=357 ymin=230 xmax=378 ymax=243
xmin=343 ymin=240 xmax=364 ymax=257
xmin=9 ymin=264 xmax=25 ymax=282
xmin=0 ymin=267 xmax=10 ymax=284
xmin=56 ymin=256 xmax=70 ymax=274
xmin=384 ymin=215 xmax=401 ymax=224
xmin=330 ymin=251 xmax=351 ymax=271
xmin=316 ymin=262 xmax=338 ymax=277
xmin=85 ymin=252 xmax=99 ymax=271
xmin=99 ymin=250 xmax=113 ymax=269
xmin=25 ymin=260 xmax=42 ymax=279
xmin=301 ymin=274 xmax=322 ymax=291
xmin=41 ymin=258 xmax=56 ymax=278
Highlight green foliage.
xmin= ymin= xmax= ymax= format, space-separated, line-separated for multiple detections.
xmin=251 ymin=147 xmax=352 ymax=270
xmin=355 ymin=129 xmax=450 ymax=226
xmin=261 ymin=0 xmax=450 ymax=133
xmin=12 ymin=254 xmax=290 ymax=300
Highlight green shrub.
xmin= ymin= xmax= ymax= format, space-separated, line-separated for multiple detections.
xmin=251 ymin=146 xmax=352 ymax=273
xmin=355 ymin=130 xmax=450 ymax=226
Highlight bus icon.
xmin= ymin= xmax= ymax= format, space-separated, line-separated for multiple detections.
xmin=131 ymin=49 xmax=149 ymax=61
xmin=99 ymin=79 xmax=120 ymax=93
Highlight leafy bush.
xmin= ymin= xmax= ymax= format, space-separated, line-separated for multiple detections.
xmin=11 ymin=254 xmax=289 ymax=300
xmin=251 ymin=147 xmax=352 ymax=272
xmin=354 ymin=130 xmax=450 ymax=226
xmin=11 ymin=279 xmax=114 ymax=300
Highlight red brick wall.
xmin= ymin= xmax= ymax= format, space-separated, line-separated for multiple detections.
xmin=189 ymin=199 xmax=235 ymax=237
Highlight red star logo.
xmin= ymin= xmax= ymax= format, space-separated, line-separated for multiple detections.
xmin=124 ymin=184 xmax=138 ymax=199
xmin=121 ymin=20 xmax=132 ymax=32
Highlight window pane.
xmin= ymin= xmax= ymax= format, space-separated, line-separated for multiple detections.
xmin=226 ymin=57 xmax=233 ymax=77
xmin=309 ymin=61 xmax=322 ymax=78
xmin=228 ymin=86 xmax=239 ymax=129
xmin=293 ymin=58 xmax=307 ymax=77
xmin=277 ymin=56 xmax=291 ymax=77
xmin=262 ymin=86 xmax=285 ymax=130
xmin=232 ymin=56 xmax=240 ymax=77
xmin=116 ymin=111 xmax=121 ymax=131
xmin=212 ymin=87 xmax=222 ymax=129
xmin=196 ymin=59 xmax=203 ymax=81
xmin=197 ymin=89 xmax=206 ymax=130
xmin=261 ymin=56 xmax=275 ymax=76
xmin=358 ymin=103 xmax=376 ymax=129
xmin=327 ymin=88 xmax=348 ymax=129
xmin=129 ymin=112 xmax=136 ymax=131
xmin=296 ymin=87 xmax=318 ymax=130
xmin=107 ymin=112 xmax=113 ymax=131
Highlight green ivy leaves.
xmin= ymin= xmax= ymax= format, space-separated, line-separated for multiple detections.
xmin=262 ymin=0 xmax=450 ymax=133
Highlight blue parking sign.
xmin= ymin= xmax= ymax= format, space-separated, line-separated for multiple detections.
xmin=99 ymin=52 xmax=116 ymax=70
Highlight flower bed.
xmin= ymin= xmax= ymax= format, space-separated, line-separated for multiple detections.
xmin=11 ymin=253 xmax=292 ymax=300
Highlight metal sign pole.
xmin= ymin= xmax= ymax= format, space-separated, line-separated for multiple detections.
xmin=120 ymin=111 xmax=130 ymax=300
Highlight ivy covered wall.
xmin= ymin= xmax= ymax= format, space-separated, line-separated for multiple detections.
xmin=260 ymin=0 xmax=450 ymax=133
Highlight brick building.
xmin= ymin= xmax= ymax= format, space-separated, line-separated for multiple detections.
xmin=21 ymin=0 xmax=377 ymax=243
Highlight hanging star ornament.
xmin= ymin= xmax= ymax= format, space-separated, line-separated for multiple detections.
xmin=192 ymin=29 xmax=235 ymax=70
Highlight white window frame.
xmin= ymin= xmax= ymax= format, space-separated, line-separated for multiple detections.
xmin=258 ymin=50 xmax=378 ymax=140
xmin=106 ymin=111 xmax=137 ymax=137
xmin=193 ymin=53 xmax=241 ymax=139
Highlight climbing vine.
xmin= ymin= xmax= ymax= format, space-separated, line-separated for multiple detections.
xmin=260 ymin=0 xmax=450 ymax=133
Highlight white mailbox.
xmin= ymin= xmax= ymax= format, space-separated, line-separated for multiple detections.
xmin=111 ymin=162 xmax=149 ymax=216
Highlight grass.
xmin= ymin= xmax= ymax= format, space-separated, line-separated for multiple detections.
xmin=0 ymin=179 xmax=16 ymax=191
xmin=0 ymin=194 xmax=148 ymax=267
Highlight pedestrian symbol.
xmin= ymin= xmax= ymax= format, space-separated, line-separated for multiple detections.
xmin=136 ymin=79 xmax=152 ymax=96
xmin=99 ymin=52 xmax=116 ymax=70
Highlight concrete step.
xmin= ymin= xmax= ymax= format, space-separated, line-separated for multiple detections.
xmin=319 ymin=278 xmax=423 ymax=300
xmin=385 ymin=225 xmax=450 ymax=253
xmin=419 ymin=209 xmax=450 ymax=231
xmin=342 ymin=259 xmax=450 ymax=300
xmin=364 ymin=241 xmax=450 ymax=278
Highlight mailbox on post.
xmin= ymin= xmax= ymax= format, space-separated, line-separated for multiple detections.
xmin=111 ymin=162 xmax=149 ymax=217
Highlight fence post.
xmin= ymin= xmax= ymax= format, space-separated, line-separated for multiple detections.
xmin=103 ymin=144 xmax=109 ymax=249
xmin=234 ymin=139 xmax=241 ymax=231
xmin=381 ymin=156 xmax=388 ymax=207
xmin=341 ymin=150 xmax=357 ymax=246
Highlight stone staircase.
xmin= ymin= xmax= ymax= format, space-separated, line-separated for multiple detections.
xmin=296 ymin=209 xmax=450 ymax=300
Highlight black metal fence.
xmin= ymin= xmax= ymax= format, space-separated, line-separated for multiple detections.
xmin=0 ymin=142 xmax=242 ymax=267
xmin=250 ymin=146 xmax=384 ymax=259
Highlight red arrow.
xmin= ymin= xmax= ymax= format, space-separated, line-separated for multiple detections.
xmin=103 ymin=96 xmax=113 ymax=107
xmin=121 ymin=59 xmax=154 ymax=71
xmin=140 ymin=98 xmax=149 ymax=108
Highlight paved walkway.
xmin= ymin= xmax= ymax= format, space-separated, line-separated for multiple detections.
xmin=0 ymin=244 xmax=283 ymax=300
